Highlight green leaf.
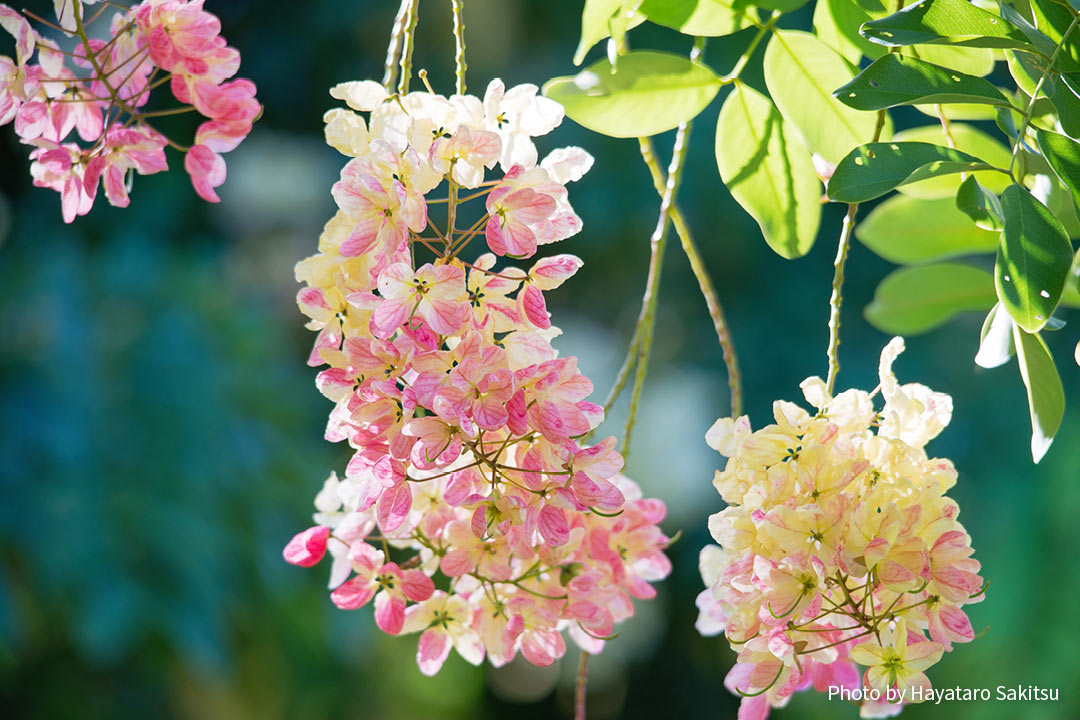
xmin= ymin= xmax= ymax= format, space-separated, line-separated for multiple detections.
xmin=1038 ymin=128 xmax=1080 ymax=209
xmin=975 ymin=302 xmax=1015 ymax=368
xmin=835 ymin=54 xmax=1010 ymax=110
xmin=1050 ymin=75 xmax=1080 ymax=139
xmin=858 ymin=194 xmax=1000 ymax=262
xmin=893 ymin=123 xmax=1012 ymax=197
xmin=814 ymin=0 xmax=886 ymax=64
xmin=956 ymin=175 xmax=1005 ymax=231
xmin=543 ymin=51 xmax=721 ymax=138
xmin=638 ymin=0 xmax=753 ymax=36
xmin=828 ymin=141 xmax=995 ymax=203
xmin=914 ymin=102 xmax=999 ymax=120
xmin=1030 ymin=0 xmax=1080 ymax=71
xmin=716 ymin=83 xmax=822 ymax=259
xmin=995 ymin=184 xmax=1075 ymax=332
xmin=906 ymin=44 xmax=997 ymax=77
xmin=861 ymin=0 xmax=1036 ymax=50
xmin=763 ymin=30 xmax=885 ymax=164
xmin=574 ymin=0 xmax=644 ymax=66
xmin=756 ymin=0 xmax=810 ymax=11
xmin=864 ymin=262 xmax=997 ymax=335
xmin=1012 ymin=325 xmax=1065 ymax=463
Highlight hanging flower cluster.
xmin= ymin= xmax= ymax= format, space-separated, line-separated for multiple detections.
xmin=0 ymin=0 xmax=259 ymax=222
xmin=696 ymin=338 xmax=985 ymax=719
xmin=283 ymin=76 xmax=672 ymax=675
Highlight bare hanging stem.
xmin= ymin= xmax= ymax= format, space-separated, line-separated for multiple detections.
xmin=451 ymin=0 xmax=467 ymax=95
xmin=398 ymin=0 xmax=422 ymax=94
xmin=622 ymin=118 xmax=693 ymax=455
xmin=825 ymin=109 xmax=888 ymax=395
xmin=639 ymin=138 xmax=742 ymax=418
xmin=383 ymin=0 xmax=412 ymax=92
xmin=574 ymin=651 xmax=589 ymax=720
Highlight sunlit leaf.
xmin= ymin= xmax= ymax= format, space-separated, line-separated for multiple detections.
xmin=975 ymin=302 xmax=1015 ymax=368
xmin=865 ymin=262 xmax=997 ymax=334
xmin=893 ymin=123 xmax=1012 ymax=197
xmin=995 ymin=184 xmax=1075 ymax=332
xmin=1012 ymin=325 xmax=1065 ymax=463
xmin=763 ymin=30 xmax=884 ymax=164
xmin=861 ymin=0 xmax=1036 ymax=51
xmin=574 ymin=0 xmax=644 ymax=65
xmin=640 ymin=0 xmax=753 ymax=36
xmin=716 ymin=83 xmax=822 ymax=259
xmin=814 ymin=0 xmax=886 ymax=63
xmin=1037 ymin=128 xmax=1080 ymax=210
xmin=544 ymin=51 xmax=721 ymax=138
xmin=1030 ymin=0 xmax=1080 ymax=71
xmin=906 ymin=44 xmax=997 ymax=77
xmin=828 ymin=141 xmax=995 ymax=202
xmin=835 ymin=54 xmax=1010 ymax=110
xmin=857 ymin=194 xmax=999 ymax=262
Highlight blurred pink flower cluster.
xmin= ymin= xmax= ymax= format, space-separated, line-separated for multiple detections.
xmin=284 ymin=77 xmax=672 ymax=675
xmin=697 ymin=338 xmax=985 ymax=719
xmin=0 ymin=0 xmax=259 ymax=221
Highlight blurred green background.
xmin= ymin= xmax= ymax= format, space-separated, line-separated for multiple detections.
xmin=1 ymin=1 xmax=1078 ymax=718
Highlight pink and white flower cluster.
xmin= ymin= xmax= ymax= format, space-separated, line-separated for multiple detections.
xmin=283 ymin=77 xmax=672 ymax=675
xmin=0 ymin=0 xmax=259 ymax=222
xmin=696 ymin=338 xmax=984 ymax=719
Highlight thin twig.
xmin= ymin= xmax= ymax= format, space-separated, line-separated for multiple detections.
xmin=574 ymin=651 xmax=589 ymax=720
xmin=451 ymin=0 xmax=467 ymax=95
xmin=383 ymin=0 xmax=412 ymax=92
xmin=398 ymin=0 xmax=422 ymax=95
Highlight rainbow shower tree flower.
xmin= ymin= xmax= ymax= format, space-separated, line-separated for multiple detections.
xmin=696 ymin=338 xmax=985 ymax=719
xmin=0 ymin=0 xmax=260 ymax=221
xmin=283 ymin=51 xmax=672 ymax=676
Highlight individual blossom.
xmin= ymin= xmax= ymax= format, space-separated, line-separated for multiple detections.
xmin=696 ymin=338 xmax=984 ymax=718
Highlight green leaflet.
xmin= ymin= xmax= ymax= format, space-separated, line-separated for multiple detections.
xmin=857 ymin=194 xmax=999 ymax=263
xmin=994 ymin=184 xmax=1075 ymax=333
xmin=639 ymin=0 xmax=753 ymax=36
xmin=763 ymin=30 xmax=885 ymax=164
xmin=715 ymin=83 xmax=822 ymax=259
xmin=835 ymin=54 xmax=1010 ymax=110
xmin=864 ymin=262 xmax=997 ymax=335
xmin=544 ymin=51 xmax=721 ymax=138
xmin=1038 ymin=128 xmax=1080 ymax=209
xmin=861 ymin=0 xmax=1035 ymax=51
xmin=1012 ymin=325 xmax=1065 ymax=463
xmin=828 ymin=141 xmax=995 ymax=203
xmin=574 ymin=0 xmax=644 ymax=66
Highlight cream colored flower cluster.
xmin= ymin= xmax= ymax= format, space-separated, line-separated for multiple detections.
xmin=696 ymin=338 xmax=984 ymax=719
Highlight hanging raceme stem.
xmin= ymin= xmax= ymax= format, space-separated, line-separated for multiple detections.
xmin=623 ymin=118 xmax=694 ymax=455
xmin=639 ymin=138 xmax=742 ymax=418
xmin=383 ymin=0 xmax=412 ymax=92
xmin=398 ymin=0 xmax=422 ymax=94
xmin=574 ymin=650 xmax=590 ymax=720
xmin=451 ymin=0 xmax=467 ymax=95
xmin=825 ymin=109 xmax=888 ymax=395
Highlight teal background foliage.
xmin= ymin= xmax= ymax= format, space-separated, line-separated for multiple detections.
xmin=1 ymin=0 xmax=1078 ymax=718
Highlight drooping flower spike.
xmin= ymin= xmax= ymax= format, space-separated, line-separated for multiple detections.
xmin=284 ymin=76 xmax=672 ymax=676
xmin=0 ymin=0 xmax=260 ymax=221
xmin=696 ymin=337 xmax=985 ymax=718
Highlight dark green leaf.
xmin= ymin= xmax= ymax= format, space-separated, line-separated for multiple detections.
xmin=828 ymin=142 xmax=996 ymax=202
xmin=638 ymin=0 xmax=753 ymax=37
xmin=835 ymin=54 xmax=1010 ymax=110
xmin=716 ymin=83 xmax=822 ymax=259
xmin=543 ymin=51 xmax=721 ymax=138
xmin=995 ymin=184 xmax=1075 ymax=332
xmin=893 ymin=124 xmax=1012 ymax=197
xmin=956 ymin=175 xmax=1005 ymax=231
xmin=864 ymin=262 xmax=997 ymax=334
xmin=858 ymin=194 xmax=999 ymax=262
xmin=861 ymin=0 xmax=1036 ymax=50
xmin=1012 ymin=325 xmax=1065 ymax=462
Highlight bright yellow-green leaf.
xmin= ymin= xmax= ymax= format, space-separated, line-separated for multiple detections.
xmin=905 ymin=44 xmax=997 ymax=77
xmin=716 ymin=83 xmax=822 ymax=259
xmin=857 ymin=194 xmax=999 ymax=262
xmin=814 ymin=0 xmax=885 ymax=64
xmin=574 ymin=0 xmax=644 ymax=66
xmin=865 ymin=262 xmax=997 ymax=335
xmin=639 ymin=0 xmax=753 ymax=36
xmin=1012 ymin=325 xmax=1065 ymax=463
xmin=893 ymin=123 xmax=1012 ymax=197
xmin=543 ymin=51 xmax=721 ymax=138
xmin=763 ymin=30 xmax=886 ymax=164
xmin=995 ymin=184 xmax=1075 ymax=333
